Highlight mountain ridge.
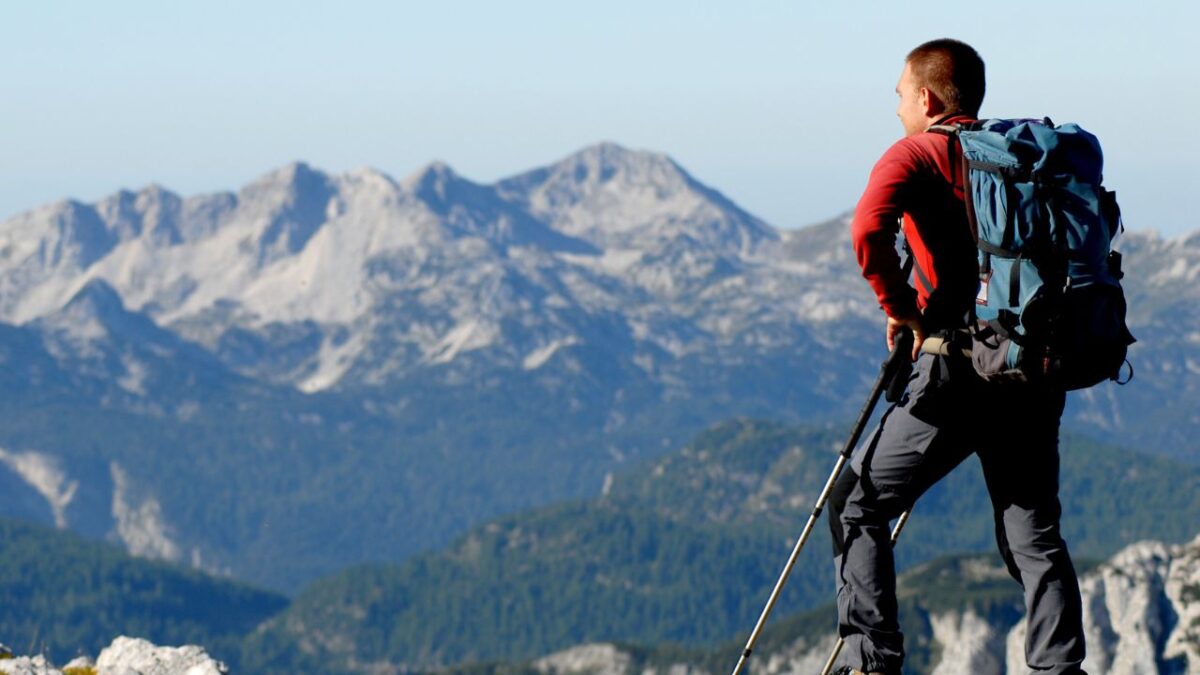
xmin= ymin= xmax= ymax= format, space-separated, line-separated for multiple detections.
xmin=0 ymin=144 xmax=1195 ymax=596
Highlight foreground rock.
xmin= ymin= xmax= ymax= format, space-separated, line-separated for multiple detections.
xmin=96 ymin=637 xmax=227 ymax=675
xmin=0 ymin=655 xmax=60 ymax=675
xmin=0 ymin=637 xmax=226 ymax=675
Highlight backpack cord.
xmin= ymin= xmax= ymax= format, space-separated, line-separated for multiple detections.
xmin=1116 ymin=359 xmax=1134 ymax=385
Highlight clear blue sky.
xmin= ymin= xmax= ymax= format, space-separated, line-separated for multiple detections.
xmin=2 ymin=1 xmax=1196 ymax=236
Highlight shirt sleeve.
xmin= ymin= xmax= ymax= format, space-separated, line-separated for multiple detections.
xmin=850 ymin=140 xmax=921 ymax=320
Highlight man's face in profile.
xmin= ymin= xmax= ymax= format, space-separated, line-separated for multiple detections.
xmin=895 ymin=62 xmax=927 ymax=137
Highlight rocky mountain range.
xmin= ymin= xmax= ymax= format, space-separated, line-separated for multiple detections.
xmin=0 ymin=145 xmax=801 ymax=393
xmin=0 ymin=144 xmax=1195 ymax=592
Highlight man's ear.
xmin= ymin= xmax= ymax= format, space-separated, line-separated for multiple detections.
xmin=920 ymin=87 xmax=945 ymax=117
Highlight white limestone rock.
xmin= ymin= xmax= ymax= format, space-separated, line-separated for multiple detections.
xmin=0 ymin=655 xmax=62 ymax=675
xmin=62 ymin=656 xmax=94 ymax=671
xmin=534 ymin=644 xmax=633 ymax=675
xmin=95 ymin=636 xmax=227 ymax=675
xmin=929 ymin=609 xmax=1007 ymax=675
xmin=0 ymin=447 xmax=78 ymax=529
xmin=532 ymin=643 xmax=711 ymax=675
xmin=755 ymin=633 xmax=839 ymax=675
xmin=1163 ymin=534 xmax=1200 ymax=669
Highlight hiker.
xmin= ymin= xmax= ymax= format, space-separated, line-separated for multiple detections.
xmin=827 ymin=39 xmax=1088 ymax=674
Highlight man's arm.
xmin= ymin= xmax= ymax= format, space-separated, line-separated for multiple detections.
xmin=851 ymin=141 xmax=926 ymax=359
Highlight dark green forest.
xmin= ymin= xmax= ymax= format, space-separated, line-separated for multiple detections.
xmin=0 ymin=517 xmax=286 ymax=666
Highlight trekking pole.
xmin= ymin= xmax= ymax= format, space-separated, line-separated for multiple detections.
xmin=729 ymin=329 xmax=913 ymax=675
xmin=818 ymin=509 xmax=912 ymax=675
xmin=818 ymin=333 xmax=958 ymax=674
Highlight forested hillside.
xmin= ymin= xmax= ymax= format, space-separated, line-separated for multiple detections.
xmin=0 ymin=517 xmax=286 ymax=667
xmin=240 ymin=420 xmax=1200 ymax=672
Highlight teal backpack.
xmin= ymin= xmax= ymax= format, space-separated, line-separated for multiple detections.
xmin=930 ymin=118 xmax=1135 ymax=389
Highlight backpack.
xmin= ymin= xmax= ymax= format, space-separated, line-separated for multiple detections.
xmin=929 ymin=118 xmax=1135 ymax=390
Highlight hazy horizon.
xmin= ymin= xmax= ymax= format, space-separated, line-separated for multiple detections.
xmin=3 ymin=2 xmax=1196 ymax=236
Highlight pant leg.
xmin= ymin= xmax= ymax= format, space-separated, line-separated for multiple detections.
xmin=977 ymin=385 xmax=1086 ymax=674
xmin=829 ymin=354 xmax=975 ymax=674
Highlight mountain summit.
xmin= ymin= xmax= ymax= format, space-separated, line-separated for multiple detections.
xmin=0 ymin=146 xmax=1194 ymax=593
xmin=498 ymin=142 xmax=777 ymax=254
xmin=0 ymin=144 xmax=799 ymax=394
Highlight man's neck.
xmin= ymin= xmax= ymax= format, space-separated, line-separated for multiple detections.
xmin=926 ymin=111 xmax=969 ymax=129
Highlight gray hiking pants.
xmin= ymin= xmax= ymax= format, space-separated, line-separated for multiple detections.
xmin=827 ymin=351 xmax=1086 ymax=674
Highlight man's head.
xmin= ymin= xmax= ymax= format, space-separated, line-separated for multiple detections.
xmin=895 ymin=38 xmax=986 ymax=137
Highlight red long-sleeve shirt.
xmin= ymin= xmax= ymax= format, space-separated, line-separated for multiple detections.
xmin=851 ymin=115 xmax=979 ymax=328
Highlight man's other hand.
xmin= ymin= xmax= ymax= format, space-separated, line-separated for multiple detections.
xmin=887 ymin=315 xmax=926 ymax=361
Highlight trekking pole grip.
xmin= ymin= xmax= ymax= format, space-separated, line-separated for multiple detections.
xmin=884 ymin=327 xmax=915 ymax=404
xmin=887 ymin=327 xmax=915 ymax=372
xmin=838 ymin=326 xmax=914 ymax=460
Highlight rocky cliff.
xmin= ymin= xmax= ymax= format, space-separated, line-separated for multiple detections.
xmin=531 ymin=534 xmax=1200 ymax=675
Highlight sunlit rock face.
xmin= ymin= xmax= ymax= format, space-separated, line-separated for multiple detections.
xmin=0 ymin=636 xmax=227 ymax=675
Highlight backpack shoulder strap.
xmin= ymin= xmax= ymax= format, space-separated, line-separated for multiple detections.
xmin=926 ymin=123 xmax=980 ymax=243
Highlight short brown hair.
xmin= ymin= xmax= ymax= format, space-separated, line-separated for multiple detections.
xmin=906 ymin=39 xmax=986 ymax=116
